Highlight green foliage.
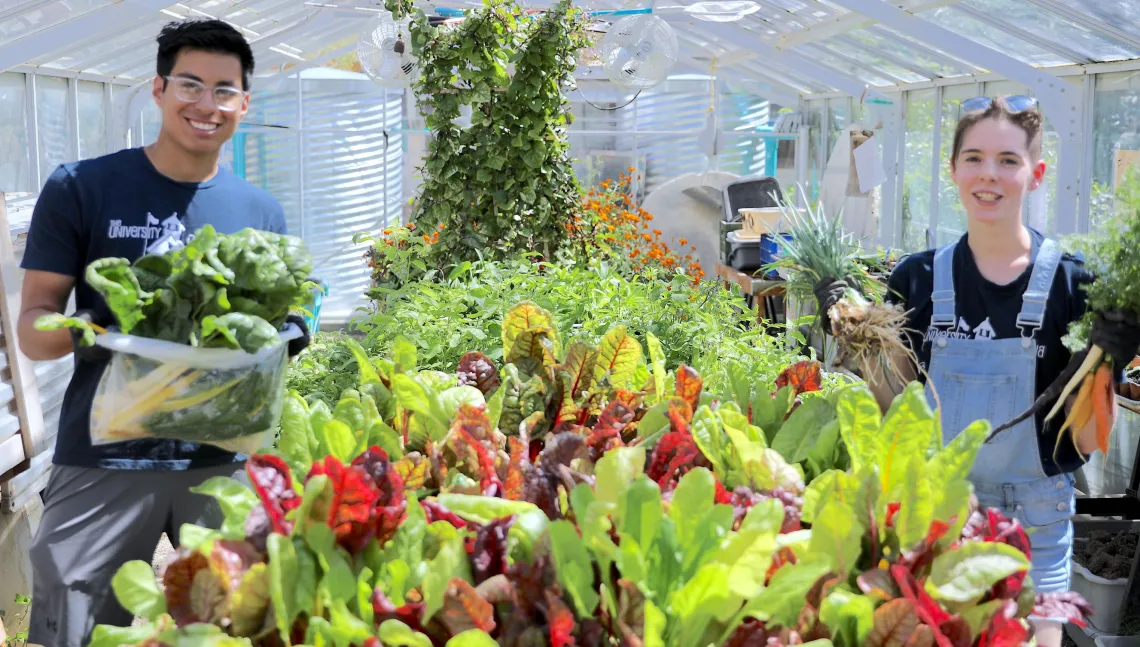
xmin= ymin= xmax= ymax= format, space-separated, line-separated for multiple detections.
xmin=1063 ymin=166 xmax=1140 ymax=350
xmin=2 ymin=594 xmax=31 ymax=647
xmin=286 ymin=332 xmax=369 ymax=406
xmin=384 ymin=0 xmax=590 ymax=268
xmin=337 ymin=258 xmax=811 ymax=401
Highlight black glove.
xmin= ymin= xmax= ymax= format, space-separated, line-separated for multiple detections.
xmin=70 ymin=310 xmax=113 ymax=363
xmin=1090 ymin=310 xmax=1140 ymax=379
xmin=812 ymin=277 xmax=848 ymax=335
xmin=285 ymin=314 xmax=311 ymax=357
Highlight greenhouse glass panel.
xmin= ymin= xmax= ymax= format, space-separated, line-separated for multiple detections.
xmin=48 ymin=16 xmax=167 ymax=73
xmin=902 ymin=89 xmax=935 ymax=252
xmin=1046 ymin=1 xmax=1140 ymax=43
xmin=806 ymin=99 xmax=825 ymax=197
xmin=77 ymin=81 xmax=106 ymax=159
xmin=793 ymin=45 xmax=894 ymax=87
xmin=0 ymin=0 xmax=111 ymax=43
xmin=1090 ymin=71 xmax=1140 ymax=231
xmin=868 ymin=25 xmax=983 ymax=76
xmin=813 ymin=43 xmax=926 ymax=84
xmin=936 ymin=84 xmax=974 ymax=245
xmin=35 ymin=75 xmax=72 ymax=183
xmin=740 ymin=13 xmax=807 ymax=35
xmin=842 ymin=29 xmax=967 ymax=79
xmin=961 ymin=0 xmax=1135 ymax=62
xmin=827 ymin=97 xmax=848 ymax=161
xmin=0 ymin=72 xmax=31 ymax=192
xmin=921 ymin=6 xmax=1069 ymax=67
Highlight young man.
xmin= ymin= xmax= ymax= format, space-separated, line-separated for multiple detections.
xmin=18 ymin=19 xmax=309 ymax=646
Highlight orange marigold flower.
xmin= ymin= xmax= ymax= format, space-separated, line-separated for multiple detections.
xmin=408 ymin=222 xmax=416 ymax=230
xmin=679 ymin=238 xmax=688 ymax=246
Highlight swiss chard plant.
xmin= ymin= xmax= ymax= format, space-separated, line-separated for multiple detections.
xmin=717 ymin=383 xmax=1093 ymax=647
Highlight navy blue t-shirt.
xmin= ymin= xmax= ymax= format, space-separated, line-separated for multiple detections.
xmin=21 ymin=147 xmax=287 ymax=471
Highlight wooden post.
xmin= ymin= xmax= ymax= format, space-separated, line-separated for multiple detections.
xmin=0 ymin=194 xmax=46 ymax=464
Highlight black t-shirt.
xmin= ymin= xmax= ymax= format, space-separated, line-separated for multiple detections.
xmin=885 ymin=229 xmax=1092 ymax=476
xmin=22 ymin=148 xmax=287 ymax=471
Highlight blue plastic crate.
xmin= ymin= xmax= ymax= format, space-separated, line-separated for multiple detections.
xmin=759 ymin=233 xmax=793 ymax=266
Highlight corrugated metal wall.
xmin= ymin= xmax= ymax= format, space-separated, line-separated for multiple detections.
xmin=235 ymin=75 xmax=403 ymax=326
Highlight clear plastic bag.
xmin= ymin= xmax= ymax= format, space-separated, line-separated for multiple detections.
xmin=89 ymin=324 xmax=303 ymax=454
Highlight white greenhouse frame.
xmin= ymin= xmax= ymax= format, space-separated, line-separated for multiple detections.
xmin=3 ymin=0 xmax=1140 ymax=251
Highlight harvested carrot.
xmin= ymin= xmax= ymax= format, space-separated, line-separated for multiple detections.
xmin=1054 ymin=372 xmax=1095 ymax=462
xmin=1092 ymin=363 xmax=1113 ymax=454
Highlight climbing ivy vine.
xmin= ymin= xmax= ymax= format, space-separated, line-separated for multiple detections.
xmin=384 ymin=0 xmax=590 ymax=267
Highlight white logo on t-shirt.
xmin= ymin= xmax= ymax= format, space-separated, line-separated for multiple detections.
xmin=106 ymin=213 xmax=186 ymax=255
xmin=973 ymin=317 xmax=996 ymax=340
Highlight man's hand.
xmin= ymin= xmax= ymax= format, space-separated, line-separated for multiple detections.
xmin=69 ymin=310 xmax=113 ymax=363
xmin=812 ymin=276 xmax=848 ymax=335
xmin=285 ymin=314 xmax=311 ymax=357
xmin=18 ymin=269 xmax=76 ymax=361
xmin=1090 ymin=310 xmax=1140 ymax=377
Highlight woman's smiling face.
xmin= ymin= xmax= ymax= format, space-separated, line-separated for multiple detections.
xmin=950 ymin=116 xmax=1046 ymax=225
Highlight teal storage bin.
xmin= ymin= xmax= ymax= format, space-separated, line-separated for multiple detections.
xmin=304 ymin=280 xmax=328 ymax=333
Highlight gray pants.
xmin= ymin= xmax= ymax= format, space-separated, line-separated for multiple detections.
xmin=27 ymin=462 xmax=245 ymax=647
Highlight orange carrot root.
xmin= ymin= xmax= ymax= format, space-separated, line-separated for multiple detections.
xmin=1092 ymin=363 xmax=1113 ymax=455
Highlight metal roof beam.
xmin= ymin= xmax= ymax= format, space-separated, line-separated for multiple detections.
xmin=0 ymin=0 xmax=176 ymax=74
xmin=769 ymin=0 xmax=964 ymax=49
xmin=827 ymin=0 xmax=1084 ymax=234
xmin=692 ymin=21 xmax=892 ymax=100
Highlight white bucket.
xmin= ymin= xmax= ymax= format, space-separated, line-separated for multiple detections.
xmin=1070 ymin=559 xmax=1128 ymax=633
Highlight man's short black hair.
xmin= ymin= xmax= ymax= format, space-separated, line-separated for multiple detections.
xmin=156 ymin=19 xmax=255 ymax=91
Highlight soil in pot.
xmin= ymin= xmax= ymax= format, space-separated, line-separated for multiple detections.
xmin=1074 ymin=530 xmax=1138 ymax=580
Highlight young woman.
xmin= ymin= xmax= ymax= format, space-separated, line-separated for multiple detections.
xmin=841 ymin=95 xmax=1127 ymax=645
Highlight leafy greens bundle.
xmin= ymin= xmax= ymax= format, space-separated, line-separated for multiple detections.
xmin=40 ymin=225 xmax=313 ymax=354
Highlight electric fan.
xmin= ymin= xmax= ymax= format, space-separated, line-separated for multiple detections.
xmin=598 ymin=14 xmax=678 ymax=90
xmin=357 ymin=10 xmax=419 ymax=88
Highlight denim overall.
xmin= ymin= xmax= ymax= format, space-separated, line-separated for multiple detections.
xmin=924 ymin=238 xmax=1075 ymax=594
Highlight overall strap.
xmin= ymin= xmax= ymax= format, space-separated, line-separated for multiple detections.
xmin=931 ymin=241 xmax=958 ymax=328
xmin=1016 ymin=238 xmax=1063 ymax=333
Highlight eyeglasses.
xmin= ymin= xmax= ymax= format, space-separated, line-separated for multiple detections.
xmin=163 ymin=76 xmax=247 ymax=112
xmin=959 ymin=95 xmax=1038 ymax=118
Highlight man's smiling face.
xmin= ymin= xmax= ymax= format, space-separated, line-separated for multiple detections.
xmin=152 ymin=48 xmax=249 ymax=156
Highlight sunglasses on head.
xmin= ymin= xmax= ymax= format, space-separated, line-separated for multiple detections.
xmin=959 ymin=95 xmax=1038 ymax=118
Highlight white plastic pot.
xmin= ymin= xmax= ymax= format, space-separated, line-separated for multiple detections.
xmin=1071 ymin=560 xmax=1128 ymax=634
